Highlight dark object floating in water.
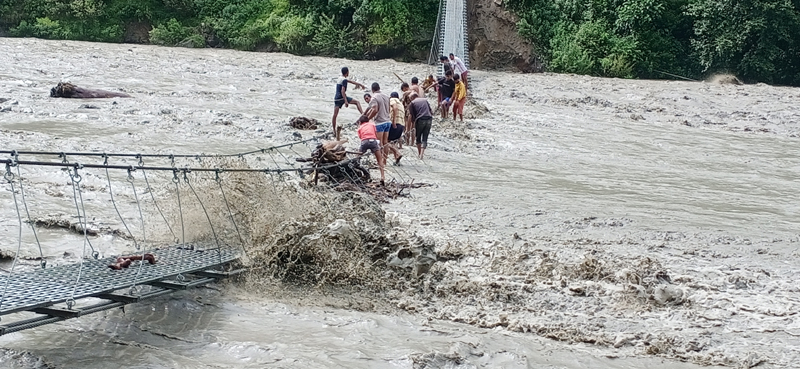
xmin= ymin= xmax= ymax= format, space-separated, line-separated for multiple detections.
xmin=50 ymin=82 xmax=132 ymax=98
xmin=290 ymin=116 xmax=319 ymax=130
xmin=108 ymin=253 xmax=157 ymax=270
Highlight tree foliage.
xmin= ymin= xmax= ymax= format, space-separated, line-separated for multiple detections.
xmin=0 ymin=0 xmax=437 ymax=60
xmin=508 ymin=0 xmax=800 ymax=84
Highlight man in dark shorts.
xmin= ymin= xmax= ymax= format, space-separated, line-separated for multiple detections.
xmin=332 ymin=67 xmax=365 ymax=133
xmin=437 ymin=71 xmax=455 ymax=119
xmin=356 ymin=115 xmax=385 ymax=184
xmin=408 ymin=92 xmax=434 ymax=159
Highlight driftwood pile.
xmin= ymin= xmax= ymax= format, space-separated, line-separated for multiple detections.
xmin=289 ymin=116 xmax=320 ymax=130
xmin=50 ymin=82 xmax=132 ymax=98
xmin=297 ymin=139 xmax=370 ymax=183
xmin=296 ymin=140 xmax=431 ymax=202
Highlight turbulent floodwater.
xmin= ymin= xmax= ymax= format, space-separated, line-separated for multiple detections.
xmin=0 ymin=38 xmax=799 ymax=368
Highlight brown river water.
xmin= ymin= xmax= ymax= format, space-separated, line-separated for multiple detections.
xmin=1 ymin=38 xmax=799 ymax=368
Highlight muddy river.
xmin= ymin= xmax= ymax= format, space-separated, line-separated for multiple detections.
xmin=0 ymin=38 xmax=798 ymax=368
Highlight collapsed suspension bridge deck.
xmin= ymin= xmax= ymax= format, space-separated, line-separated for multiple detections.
xmin=0 ymin=247 xmax=239 ymax=335
xmin=0 ymin=134 xmax=397 ymax=336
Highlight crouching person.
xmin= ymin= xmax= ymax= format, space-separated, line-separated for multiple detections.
xmin=357 ymin=115 xmax=386 ymax=185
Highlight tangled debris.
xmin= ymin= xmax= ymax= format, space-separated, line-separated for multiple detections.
xmin=296 ymin=139 xmax=431 ymax=201
xmin=296 ymin=139 xmax=370 ymax=184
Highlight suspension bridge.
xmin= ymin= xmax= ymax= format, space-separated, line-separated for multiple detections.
xmin=0 ymin=135 xmax=416 ymax=336
xmin=430 ymin=0 xmax=470 ymax=74
xmin=0 ymin=0 xmax=465 ymax=337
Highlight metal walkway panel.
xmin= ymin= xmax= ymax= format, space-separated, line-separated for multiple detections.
xmin=434 ymin=0 xmax=470 ymax=77
xmin=0 ymin=246 xmax=238 ymax=316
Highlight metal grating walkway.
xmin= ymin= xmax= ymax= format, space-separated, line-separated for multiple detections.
xmin=0 ymin=246 xmax=238 ymax=316
xmin=430 ymin=0 xmax=470 ymax=74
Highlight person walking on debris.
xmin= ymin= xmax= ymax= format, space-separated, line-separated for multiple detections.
xmin=367 ymin=82 xmax=392 ymax=166
xmin=363 ymin=93 xmax=373 ymax=116
xmin=333 ymin=67 xmax=365 ymax=134
xmin=422 ymin=74 xmax=437 ymax=94
xmin=389 ymin=91 xmax=406 ymax=158
xmin=439 ymin=55 xmax=453 ymax=76
xmin=452 ymin=74 xmax=467 ymax=121
xmin=449 ymin=53 xmax=469 ymax=89
xmin=408 ymin=92 xmax=434 ymax=159
xmin=410 ymin=77 xmax=425 ymax=98
xmin=438 ymin=71 xmax=456 ymax=119
xmin=400 ymin=84 xmax=416 ymax=146
xmin=357 ymin=115 xmax=386 ymax=185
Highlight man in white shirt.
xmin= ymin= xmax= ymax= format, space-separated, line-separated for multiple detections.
xmin=449 ymin=53 xmax=469 ymax=89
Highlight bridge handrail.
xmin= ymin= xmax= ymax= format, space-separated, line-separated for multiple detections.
xmin=0 ymin=133 xmax=327 ymax=160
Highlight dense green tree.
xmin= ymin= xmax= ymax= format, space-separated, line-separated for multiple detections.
xmin=688 ymin=0 xmax=800 ymax=85
xmin=0 ymin=0 xmax=438 ymax=60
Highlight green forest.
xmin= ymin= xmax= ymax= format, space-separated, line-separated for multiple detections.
xmin=507 ymin=0 xmax=800 ymax=85
xmin=0 ymin=0 xmax=440 ymax=59
xmin=1 ymin=0 xmax=800 ymax=85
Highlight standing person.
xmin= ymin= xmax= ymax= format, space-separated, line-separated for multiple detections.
xmin=386 ymin=91 xmax=404 ymax=164
xmin=451 ymin=74 xmax=467 ymax=121
xmin=332 ymin=67 xmax=365 ymax=134
xmin=408 ymin=92 xmax=434 ymax=159
xmin=356 ymin=115 xmax=385 ymax=185
xmin=366 ymin=82 xmax=392 ymax=167
xmin=449 ymin=53 xmax=469 ymax=89
xmin=439 ymin=55 xmax=453 ymax=76
xmin=400 ymin=84 xmax=415 ymax=145
xmin=363 ymin=93 xmax=373 ymax=117
xmin=438 ymin=71 xmax=455 ymax=119
xmin=410 ymin=77 xmax=425 ymax=97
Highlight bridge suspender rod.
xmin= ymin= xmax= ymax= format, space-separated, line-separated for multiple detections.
xmin=184 ymin=172 xmax=224 ymax=264
xmin=216 ymin=171 xmax=249 ymax=260
xmin=0 ymin=165 xmax=24 ymax=315
xmin=14 ymin=163 xmax=46 ymax=269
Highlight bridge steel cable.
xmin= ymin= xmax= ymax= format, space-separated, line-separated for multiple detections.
xmin=0 ymin=135 xmax=328 ymax=161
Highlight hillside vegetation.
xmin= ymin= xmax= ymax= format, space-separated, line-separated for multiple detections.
xmin=0 ymin=0 xmax=438 ymax=59
xmin=2 ymin=0 xmax=800 ymax=85
xmin=507 ymin=0 xmax=800 ymax=85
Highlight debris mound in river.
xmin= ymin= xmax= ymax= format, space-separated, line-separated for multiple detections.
xmin=296 ymin=139 xmax=430 ymax=202
xmin=289 ymin=116 xmax=319 ymax=130
xmin=50 ymin=82 xmax=131 ymax=98
xmin=707 ymin=74 xmax=743 ymax=85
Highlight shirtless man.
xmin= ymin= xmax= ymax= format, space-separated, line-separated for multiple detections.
xmin=410 ymin=77 xmax=425 ymax=97
xmin=332 ymin=67 xmax=365 ymax=133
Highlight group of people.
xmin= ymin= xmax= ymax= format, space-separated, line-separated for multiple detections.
xmin=436 ymin=54 xmax=469 ymax=121
xmin=330 ymin=54 xmax=469 ymax=184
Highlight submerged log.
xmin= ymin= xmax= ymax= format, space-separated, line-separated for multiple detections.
xmin=50 ymin=82 xmax=132 ymax=98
